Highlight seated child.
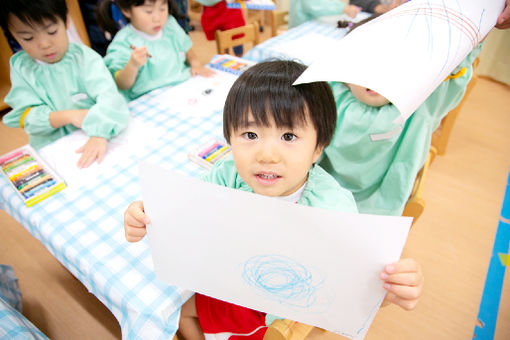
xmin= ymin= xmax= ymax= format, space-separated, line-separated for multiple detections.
xmin=124 ymin=60 xmax=423 ymax=339
xmin=0 ymin=0 xmax=129 ymax=168
xmin=193 ymin=0 xmax=246 ymax=56
xmin=96 ymin=0 xmax=214 ymax=101
xmin=322 ymin=18 xmax=483 ymax=215
xmin=349 ymin=0 xmax=403 ymax=14
xmin=289 ymin=0 xmax=361 ymax=29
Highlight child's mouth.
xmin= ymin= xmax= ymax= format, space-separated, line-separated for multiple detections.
xmin=366 ymin=88 xmax=379 ymax=96
xmin=255 ymin=172 xmax=281 ymax=185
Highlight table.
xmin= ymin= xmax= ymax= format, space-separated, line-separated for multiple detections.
xmin=244 ymin=13 xmax=371 ymax=64
xmin=0 ymin=70 xmax=236 ymax=339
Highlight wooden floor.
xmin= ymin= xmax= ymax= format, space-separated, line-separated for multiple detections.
xmin=1 ymin=17 xmax=509 ymax=340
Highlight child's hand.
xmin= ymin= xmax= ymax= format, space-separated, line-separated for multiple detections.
xmin=124 ymin=200 xmax=150 ymax=242
xmin=75 ymin=136 xmax=108 ymax=168
xmin=343 ymin=5 xmax=361 ymax=18
xmin=190 ymin=63 xmax=215 ymax=78
xmin=380 ymin=258 xmax=423 ymax=311
xmin=129 ymin=45 xmax=150 ymax=68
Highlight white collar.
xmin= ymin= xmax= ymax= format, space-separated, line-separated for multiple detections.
xmin=276 ymin=182 xmax=307 ymax=204
xmin=129 ymin=24 xmax=163 ymax=41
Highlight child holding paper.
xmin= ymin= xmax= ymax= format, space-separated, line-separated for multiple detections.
xmin=289 ymin=0 xmax=362 ymax=28
xmin=124 ymin=60 xmax=423 ymax=339
xmin=0 ymin=0 xmax=129 ymax=168
xmin=319 ymin=18 xmax=484 ymax=215
xmin=96 ymin=0 xmax=214 ymax=100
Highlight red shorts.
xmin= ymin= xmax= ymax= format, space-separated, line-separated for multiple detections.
xmin=195 ymin=293 xmax=267 ymax=339
xmin=201 ymin=1 xmax=246 ymax=40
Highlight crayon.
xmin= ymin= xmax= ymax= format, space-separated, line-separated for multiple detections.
xmin=23 ymin=179 xmax=56 ymax=199
xmin=19 ymin=174 xmax=52 ymax=193
xmin=0 ymin=150 xmax=23 ymax=165
xmin=13 ymin=169 xmax=46 ymax=188
xmin=3 ymin=156 xmax=34 ymax=173
xmin=9 ymin=164 xmax=42 ymax=182
xmin=202 ymin=144 xmax=222 ymax=159
xmin=199 ymin=143 xmax=221 ymax=158
xmin=1 ymin=152 xmax=27 ymax=169
xmin=206 ymin=146 xmax=229 ymax=162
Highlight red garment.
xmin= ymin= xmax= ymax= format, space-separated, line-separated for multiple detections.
xmin=196 ymin=293 xmax=267 ymax=339
xmin=201 ymin=1 xmax=246 ymax=40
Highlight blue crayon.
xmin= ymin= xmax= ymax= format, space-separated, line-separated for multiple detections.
xmin=23 ymin=179 xmax=56 ymax=198
xmin=201 ymin=144 xmax=222 ymax=160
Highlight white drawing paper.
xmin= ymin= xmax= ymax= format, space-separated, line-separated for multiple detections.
xmin=149 ymin=70 xmax=238 ymax=117
xmin=294 ymin=0 xmax=505 ymax=120
xmin=39 ymin=118 xmax=162 ymax=190
xmin=140 ymin=162 xmax=412 ymax=339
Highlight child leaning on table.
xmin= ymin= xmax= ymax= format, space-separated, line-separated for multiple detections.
xmin=289 ymin=0 xmax=362 ymax=28
xmin=0 ymin=0 xmax=129 ymax=168
xmin=319 ymin=16 xmax=484 ymax=216
xmin=124 ymin=60 xmax=423 ymax=339
xmin=96 ymin=0 xmax=214 ymax=101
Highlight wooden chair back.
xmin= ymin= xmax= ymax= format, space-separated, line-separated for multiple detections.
xmin=215 ymin=22 xmax=260 ymax=56
xmin=431 ymin=58 xmax=480 ymax=156
xmin=271 ymin=10 xmax=289 ymax=37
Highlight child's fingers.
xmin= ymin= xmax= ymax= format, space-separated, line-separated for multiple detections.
xmin=125 ymin=230 xmax=146 ymax=243
xmin=383 ymin=281 xmax=422 ymax=301
xmin=384 ymin=258 xmax=422 ymax=275
xmin=96 ymin=146 xmax=106 ymax=165
xmin=380 ymin=272 xmax=423 ymax=287
xmin=78 ymin=149 xmax=97 ymax=168
xmin=384 ymin=291 xmax=419 ymax=311
xmin=125 ymin=201 xmax=151 ymax=225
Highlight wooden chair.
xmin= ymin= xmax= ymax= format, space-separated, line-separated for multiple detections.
xmin=215 ymin=22 xmax=260 ymax=56
xmin=271 ymin=10 xmax=289 ymax=37
xmin=402 ymin=147 xmax=436 ymax=226
xmin=264 ymin=319 xmax=314 ymax=340
xmin=431 ymin=58 xmax=480 ymax=156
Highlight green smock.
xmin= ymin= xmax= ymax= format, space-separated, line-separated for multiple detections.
xmin=104 ymin=16 xmax=192 ymax=101
xmin=202 ymin=157 xmax=358 ymax=213
xmin=194 ymin=0 xmax=222 ymax=5
xmin=320 ymin=44 xmax=483 ymax=215
xmin=3 ymin=43 xmax=129 ymax=150
xmin=289 ymin=0 xmax=346 ymax=28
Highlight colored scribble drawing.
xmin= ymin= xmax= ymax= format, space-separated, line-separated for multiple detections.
xmin=358 ymin=1 xmax=485 ymax=79
xmin=241 ymin=254 xmax=327 ymax=309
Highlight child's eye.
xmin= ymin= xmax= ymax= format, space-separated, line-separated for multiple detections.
xmin=242 ymin=132 xmax=258 ymax=140
xmin=282 ymin=133 xmax=297 ymax=142
xmin=21 ymin=36 xmax=33 ymax=41
xmin=48 ymin=30 xmax=58 ymax=35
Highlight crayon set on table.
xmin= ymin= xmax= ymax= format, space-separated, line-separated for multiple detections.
xmin=208 ymin=55 xmax=255 ymax=76
xmin=188 ymin=139 xmax=232 ymax=169
xmin=226 ymin=0 xmax=276 ymax=10
xmin=0 ymin=145 xmax=66 ymax=207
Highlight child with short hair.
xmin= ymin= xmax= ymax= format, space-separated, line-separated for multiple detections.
xmin=0 ymin=0 xmax=129 ymax=168
xmin=321 ymin=17 xmax=483 ymax=215
xmin=124 ymin=60 xmax=423 ymax=339
xmin=96 ymin=0 xmax=214 ymax=101
xmin=289 ymin=0 xmax=361 ymax=28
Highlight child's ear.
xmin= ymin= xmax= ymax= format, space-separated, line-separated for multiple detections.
xmin=312 ymin=145 xmax=324 ymax=163
xmin=65 ymin=16 xmax=70 ymax=28
xmin=120 ymin=8 xmax=132 ymax=20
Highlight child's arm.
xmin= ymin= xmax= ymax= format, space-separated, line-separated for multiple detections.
xmin=186 ymin=49 xmax=215 ymax=77
xmin=49 ymin=109 xmax=89 ymax=129
xmin=124 ymin=200 xmax=151 ymax=242
xmin=114 ymin=46 xmax=151 ymax=90
xmin=379 ymin=258 xmax=423 ymax=311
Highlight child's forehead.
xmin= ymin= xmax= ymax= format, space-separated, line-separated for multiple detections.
xmin=234 ymin=110 xmax=313 ymax=129
xmin=8 ymin=14 xmax=60 ymax=32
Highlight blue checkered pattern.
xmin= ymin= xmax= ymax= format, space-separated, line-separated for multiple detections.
xmin=244 ymin=20 xmax=348 ymax=63
xmin=0 ymin=80 xmax=226 ymax=338
xmin=0 ymin=296 xmax=49 ymax=340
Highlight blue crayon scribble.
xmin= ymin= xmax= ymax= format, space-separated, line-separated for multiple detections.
xmin=242 ymin=254 xmax=324 ymax=308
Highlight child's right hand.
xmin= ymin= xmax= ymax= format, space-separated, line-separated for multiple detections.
xmin=71 ymin=109 xmax=89 ymax=128
xmin=124 ymin=200 xmax=150 ymax=242
xmin=129 ymin=46 xmax=150 ymax=68
xmin=343 ymin=5 xmax=361 ymax=18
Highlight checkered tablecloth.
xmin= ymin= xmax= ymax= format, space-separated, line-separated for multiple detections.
xmin=243 ymin=13 xmax=371 ymax=64
xmin=0 ymin=76 xmax=228 ymax=339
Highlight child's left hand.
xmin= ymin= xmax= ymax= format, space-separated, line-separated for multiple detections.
xmin=380 ymin=258 xmax=423 ymax=311
xmin=190 ymin=63 xmax=215 ymax=78
xmin=76 ymin=136 xmax=108 ymax=168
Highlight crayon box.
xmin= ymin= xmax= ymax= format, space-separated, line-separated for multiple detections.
xmin=188 ymin=139 xmax=232 ymax=170
xmin=0 ymin=145 xmax=66 ymax=207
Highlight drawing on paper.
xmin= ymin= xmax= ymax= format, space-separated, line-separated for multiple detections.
xmin=241 ymin=254 xmax=325 ymax=308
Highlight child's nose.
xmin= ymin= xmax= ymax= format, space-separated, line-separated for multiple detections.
xmin=38 ymin=37 xmax=52 ymax=49
xmin=256 ymin=141 xmax=280 ymax=164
